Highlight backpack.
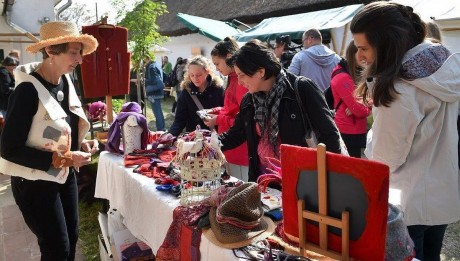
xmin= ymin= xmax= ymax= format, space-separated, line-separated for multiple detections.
xmin=324 ymin=67 xmax=346 ymax=114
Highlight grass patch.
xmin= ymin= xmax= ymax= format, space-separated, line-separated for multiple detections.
xmin=78 ymin=200 xmax=103 ymax=261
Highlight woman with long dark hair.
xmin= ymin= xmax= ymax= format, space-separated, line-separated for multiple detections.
xmin=351 ymin=2 xmax=460 ymax=260
xmin=203 ymin=37 xmax=250 ymax=181
xmin=330 ymin=41 xmax=371 ymax=158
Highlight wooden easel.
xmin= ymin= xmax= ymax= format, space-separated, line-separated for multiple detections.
xmin=297 ymin=144 xmax=351 ymax=260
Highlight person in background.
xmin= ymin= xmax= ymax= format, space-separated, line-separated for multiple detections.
xmin=425 ymin=19 xmax=442 ymax=43
xmin=330 ymin=41 xmax=371 ymax=158
xmin=0 ymin=21 xmax=99 ymax=260
xmin=220 ymin=40 xmax=341 ymax=182
xmin=129 ymin=61 xmax=145 ymax=110
xmin=162 ymin=55 xmax=172 ymax=85
xmin=0 ymin=56 xmax=19 ymax=117
xmin=167 ymin=55 xmax=224 ymax=137
xmin=288 ymin=29 xmax=340 ymax=91
xmin=171 ymin=57 xmax=186 ymax=115
xmin=351 ymin=2 xmax=460 ymax=260
xmin=204 ymin=37 xmax=249 ymax=181
xmin=144 ymin=55 xmax=165 ymax=131
xmin=8 ymin=49 xmax=20 ymax=60
xmin=273 ymin=35 xmax=295 ymax=69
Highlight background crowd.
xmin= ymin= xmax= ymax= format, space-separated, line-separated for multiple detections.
xmin=0 ymin=1 xmax=459 ymax=260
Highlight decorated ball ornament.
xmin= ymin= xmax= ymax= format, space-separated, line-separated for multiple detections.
xmin=88 ymin=101 xmax=107 ymax=121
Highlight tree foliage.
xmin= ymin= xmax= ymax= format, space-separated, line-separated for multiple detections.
xmin=112 ymin=0 xmax=168 ymax=68
xmin=59 ymin=2 xmax=96 ymax=26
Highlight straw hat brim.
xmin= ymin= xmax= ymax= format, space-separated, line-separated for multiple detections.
xmin=203 ymin=207 xmax=276 ymax=249
xmin=26 ymin=34 xmax=98 ymax=56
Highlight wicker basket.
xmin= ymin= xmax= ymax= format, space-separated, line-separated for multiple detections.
xmin=174 ymin=128 xmax=225 ymax=206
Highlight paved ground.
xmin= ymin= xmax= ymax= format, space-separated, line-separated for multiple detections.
xmin=0 ymin=174 xmax=85 ymax=261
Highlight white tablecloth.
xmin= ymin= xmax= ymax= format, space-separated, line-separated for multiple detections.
xmin=94 ymin=151 xmax=239 ymax=260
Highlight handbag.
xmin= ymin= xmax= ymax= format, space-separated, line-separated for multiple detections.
xmin=293 ymin=77 xmax=318 ymax=148
xmin=293 ymin=77 xmax=349 ymax=155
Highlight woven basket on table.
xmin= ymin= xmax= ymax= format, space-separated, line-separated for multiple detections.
xmin=174 ymin=128 xmax=226 ymax=206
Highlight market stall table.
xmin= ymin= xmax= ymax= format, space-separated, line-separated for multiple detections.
xmin=94 ymin=151 xmax=241 ymax=260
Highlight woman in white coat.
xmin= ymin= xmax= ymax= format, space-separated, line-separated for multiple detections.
xmin=351 ymin=2 xmax=460 ymax=260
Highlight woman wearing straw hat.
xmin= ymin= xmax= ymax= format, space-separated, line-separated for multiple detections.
xmin=0 ymin=21 xmax=99 ymax=260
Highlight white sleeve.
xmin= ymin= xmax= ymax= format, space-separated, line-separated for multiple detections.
xmin=368 ymin=101 xmax=422 ymax=173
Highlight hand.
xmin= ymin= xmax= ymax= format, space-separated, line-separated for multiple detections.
xmin=52 ymin=151 xmax=91 ymax=169
xmin=203 ymin=114 xmax=217 ymax=129
xmin=81 ymin=139 xmax=99 ymax=155
xmin=71 ymin=151 xmax=92 ymax=168
xmin=158 ymin=132 xmax=175 ymax=144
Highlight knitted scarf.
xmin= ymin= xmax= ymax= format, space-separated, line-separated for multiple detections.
xmin=252 ymin=70 xmax=287 ymax=152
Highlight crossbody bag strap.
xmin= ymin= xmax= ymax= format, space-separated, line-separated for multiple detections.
xmin=293 ymin=77 xmax=314 ymax=134
xmin=189 ymin=91 xmax=205 ymax=110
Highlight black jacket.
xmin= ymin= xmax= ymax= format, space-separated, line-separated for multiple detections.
xmin=220 ymin=71 xmax=341 ymax=181
xmin=0 ymin=67 xmax=15 ymax=111
xmin=168 ymin=76 xmax=224 ymax=136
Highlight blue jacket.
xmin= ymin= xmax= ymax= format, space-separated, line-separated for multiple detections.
xmin=145 ymin=61 xmax=164 ymax=98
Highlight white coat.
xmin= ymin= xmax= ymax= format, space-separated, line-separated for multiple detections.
xmin=365 ymin=42 xmax=460 ymax=226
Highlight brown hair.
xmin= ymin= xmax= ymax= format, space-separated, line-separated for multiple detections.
xmin=40 ymin=43 xmax=71 ymax=59
xmin=345 ymin=40 xmax=362 ymax=84
xmin=351 ymin=2 xmax=426 ymax=107
xmin=181 ymin=55 xmax=223 ymax=89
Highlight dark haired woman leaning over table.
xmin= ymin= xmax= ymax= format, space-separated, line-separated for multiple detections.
xmin=219 ymin=39 xmax=342 ymax=182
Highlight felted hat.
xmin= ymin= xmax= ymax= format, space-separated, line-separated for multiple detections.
xmin=26 ymin=21 xmax=98 ymax=55
xmin=385 ymin=204 xmax=415 ymax=261
xmin=203 ymin=182 xmax=276 ymax=249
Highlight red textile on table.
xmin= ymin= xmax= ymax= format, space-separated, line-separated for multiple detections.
xmin=125 ymin=156 xmax=151 ymax=167
xmin=156 ymin=205 xmax=210 ymax=261
xmin=159 ymin=150 xmax=176 ymax=162
xmin=179 ymin=224 xmax=201 ymax=261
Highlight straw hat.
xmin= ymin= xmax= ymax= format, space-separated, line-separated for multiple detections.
xmin=26 ymin=21 xmax=98 ymax=55
xmin=203 ymin=183 xmax=276 ymax=249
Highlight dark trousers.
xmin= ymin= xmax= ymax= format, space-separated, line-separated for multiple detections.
xmin=407 ymin=224 xmax=447 ymax=261
xmin=340 ymin=133 xmax=367 ymax=158
xmin=11 ymin=171 xmax=79 ymax=261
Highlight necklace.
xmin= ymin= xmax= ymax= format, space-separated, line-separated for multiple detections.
xmin=36 ymin=68 xmax=65 ymax=103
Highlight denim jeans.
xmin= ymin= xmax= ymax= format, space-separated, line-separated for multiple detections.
xmin=148 ymin=96 xmax=165 ymax=131
xmin=11 ymin=171 xmax=79 ymax=261
xmin=407 ymin=224 xmax=447 ymax=261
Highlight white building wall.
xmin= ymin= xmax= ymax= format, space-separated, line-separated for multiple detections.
xmin=1 ymin=0 xmax=56 ymax=64
xmin=160 ymin=33 xmax=218 ymax=67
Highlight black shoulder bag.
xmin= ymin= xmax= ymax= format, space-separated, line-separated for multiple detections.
xmin=293 ymin=77 xmax=318 ymax=148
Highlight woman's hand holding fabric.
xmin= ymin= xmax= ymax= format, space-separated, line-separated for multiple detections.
xmin=52 ymin=151 xmax=91 ymax=168
xmin=81 ymin=139 xmax=99 ymax=155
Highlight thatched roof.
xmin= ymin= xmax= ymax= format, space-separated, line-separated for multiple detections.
xmin=157 ymin=0 xmax=374 ymax=36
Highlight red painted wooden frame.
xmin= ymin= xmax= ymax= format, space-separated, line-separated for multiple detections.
xmin=281 ymin=144 xmax=389 ymax=260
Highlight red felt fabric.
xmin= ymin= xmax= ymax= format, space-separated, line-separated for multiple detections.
xmin=156 ymin=205 xmax=208 ymax=261
xmin=81 ymin=25 xmax=130 ymax=98
xmin=280 ymin=144 xmax=389 ymax=261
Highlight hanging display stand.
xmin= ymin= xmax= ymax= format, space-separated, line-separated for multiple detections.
xmin=97 ymin=17 xmax=116 ymax=123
